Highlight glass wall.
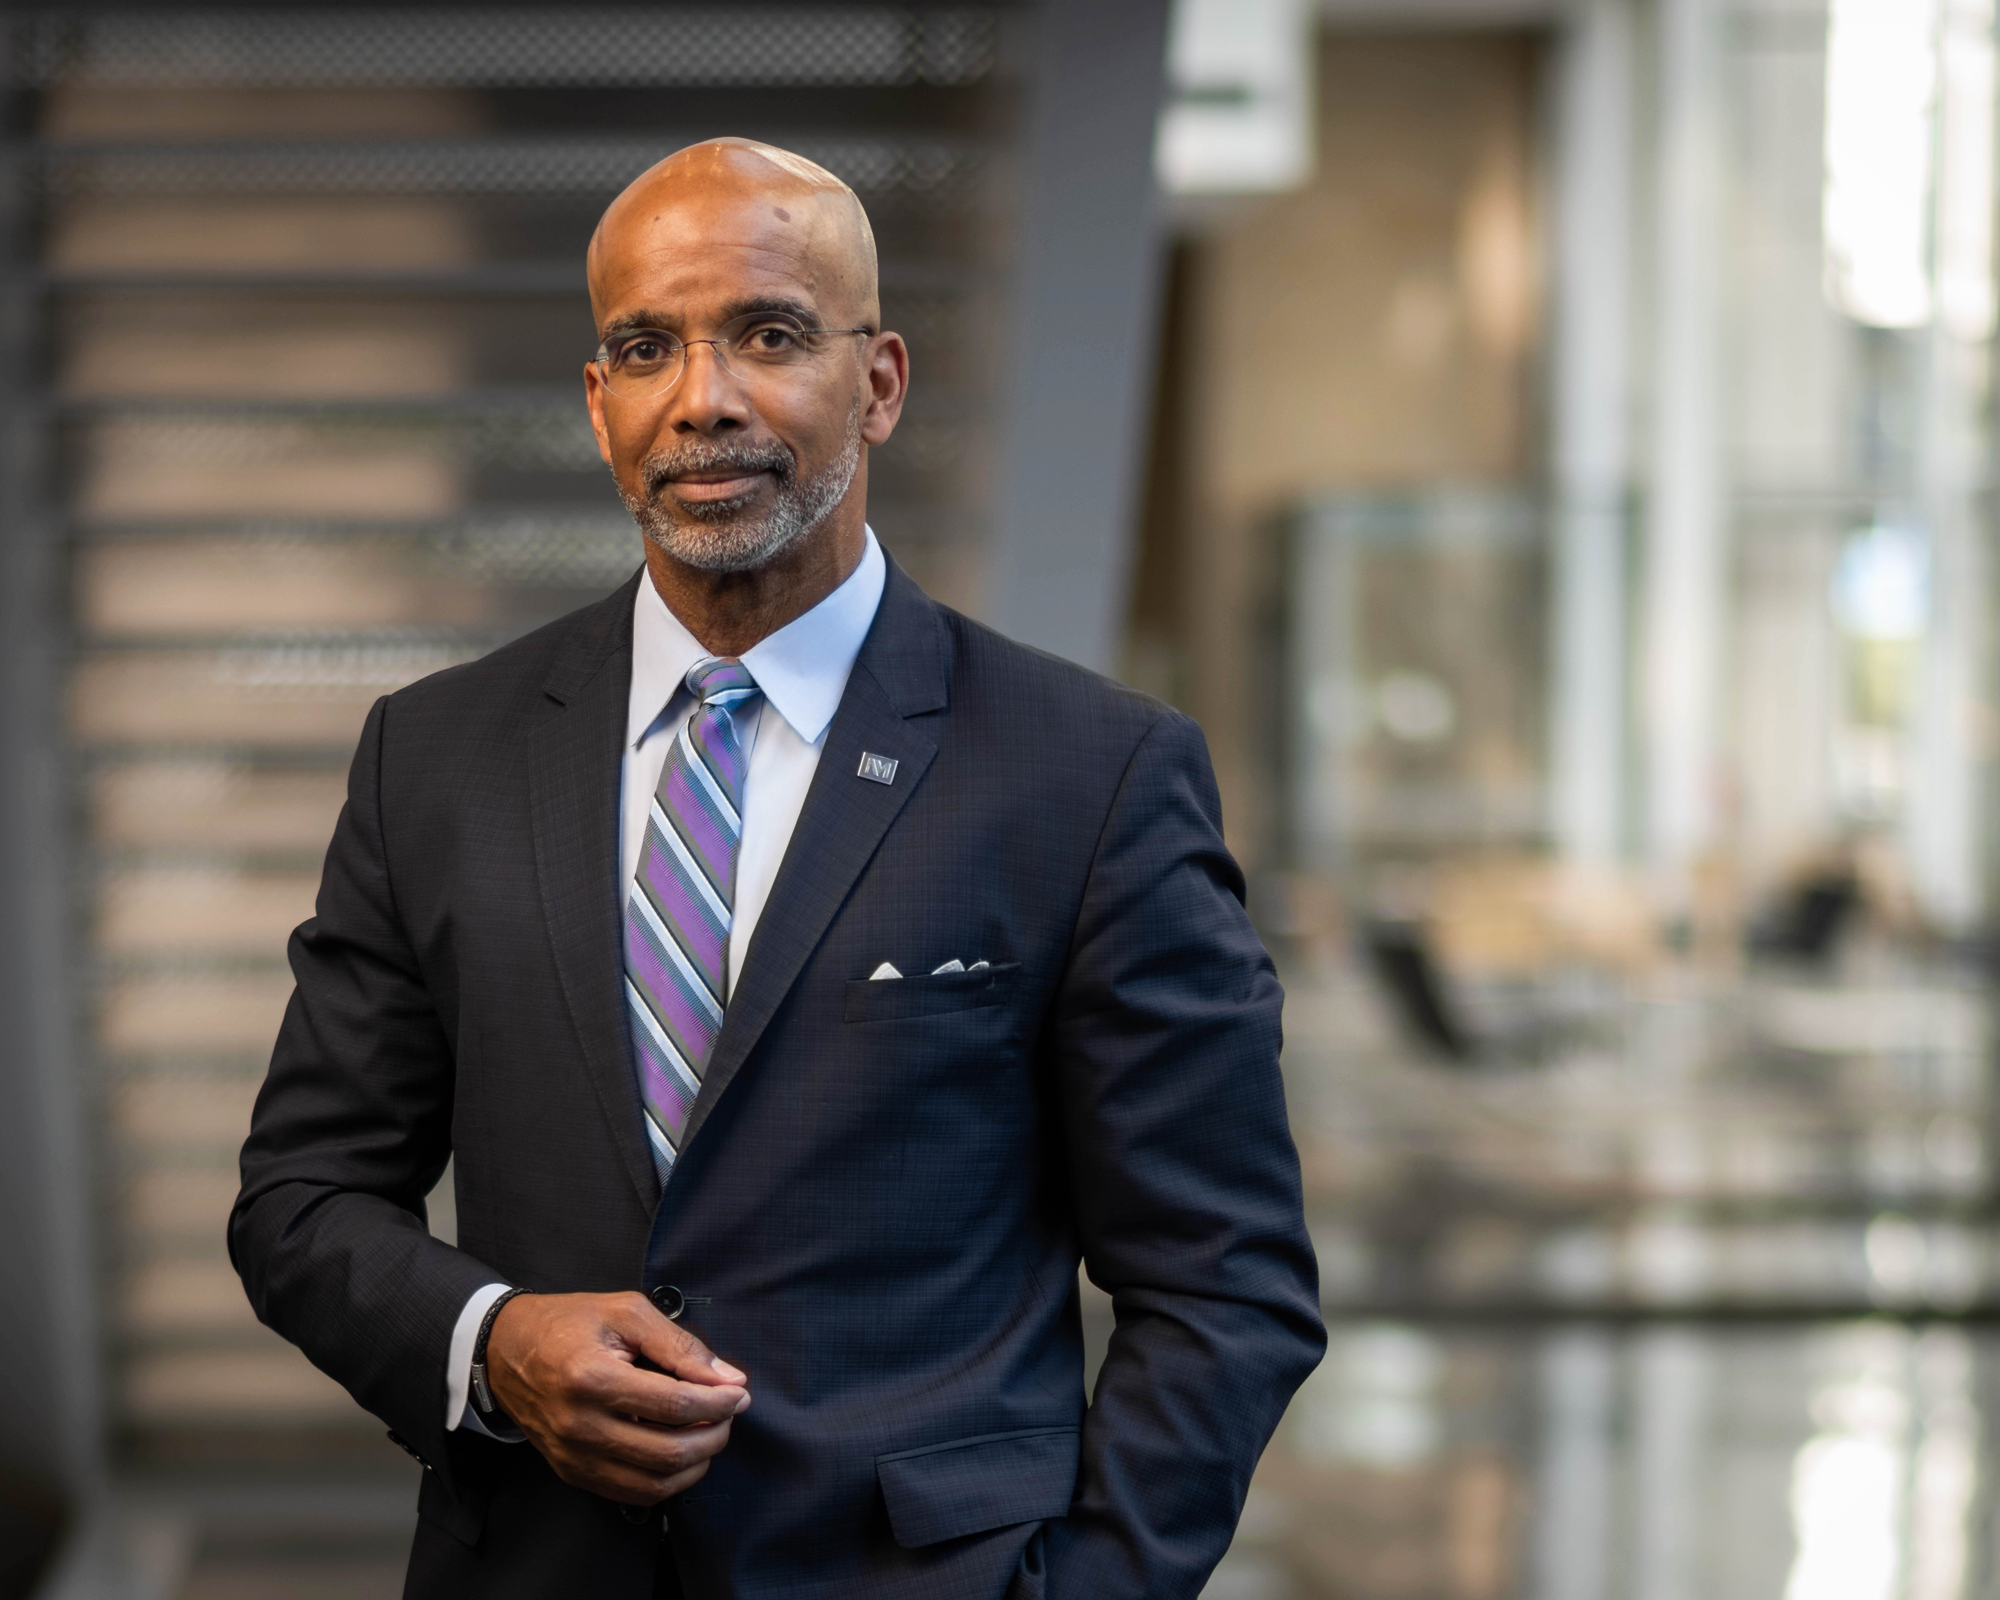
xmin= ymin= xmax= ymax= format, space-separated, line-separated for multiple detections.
xmin=1144 ymin=1 xmax=2000 ymax=1594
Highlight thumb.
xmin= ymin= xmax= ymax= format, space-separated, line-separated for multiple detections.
xmin=617 ymin=1294 xmax=746 ymax=1386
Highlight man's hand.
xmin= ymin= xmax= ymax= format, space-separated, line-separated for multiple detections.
xmin=485 ymin=1291 xmax=749 ymax=1505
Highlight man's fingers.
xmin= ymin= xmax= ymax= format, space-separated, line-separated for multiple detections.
xmin=585 ymin=1415 xmax=734 ymax=1478
xmin=584 ymin=1365 xmax=749 ymax=1429
xmin=554 ymin=1450 xmax=713 ymax=1506
xmin=545 ymin=1415 xmax=731 ymax=1502
xmin=608 ymin=1292 xmax=747 ymax=1385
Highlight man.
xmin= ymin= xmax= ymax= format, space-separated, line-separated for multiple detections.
xmin=232 ymin=138 xmax=1322 ymax=1599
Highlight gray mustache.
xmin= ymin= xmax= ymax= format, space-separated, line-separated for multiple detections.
xmin=644 ymin=439 xmax=794 ymax=494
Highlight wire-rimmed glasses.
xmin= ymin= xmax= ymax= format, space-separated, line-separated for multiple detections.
xmin=594 ymin=312 xmax=872 ymax=399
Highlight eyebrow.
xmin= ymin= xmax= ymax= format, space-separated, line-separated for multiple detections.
xmin=599 ymin=294 xmax=857 ymax=342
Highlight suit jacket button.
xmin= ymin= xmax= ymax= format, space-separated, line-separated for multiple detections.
xmin=649 ymin=1284 xmax=686 ymax=1321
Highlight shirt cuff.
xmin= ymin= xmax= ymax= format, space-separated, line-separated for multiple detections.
xmin=447 ymin=1281 xmax=527 ymax=1442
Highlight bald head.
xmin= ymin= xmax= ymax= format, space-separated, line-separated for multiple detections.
xmin=587 ymin=137 xmax=879 ymax=331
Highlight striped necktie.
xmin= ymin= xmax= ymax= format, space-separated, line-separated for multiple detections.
xmin=624 ymin=657 xmax=761 ymax=1184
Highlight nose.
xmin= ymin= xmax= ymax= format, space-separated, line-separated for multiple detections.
xmin=663 ymin=338 xmax=751 ymax=434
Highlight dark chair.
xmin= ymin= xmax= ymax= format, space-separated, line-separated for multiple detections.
xmin=1749 ymin=870 xmax=1860 ymax=964
xmin=1362 ymin=918 xmax=1475 ymax=1063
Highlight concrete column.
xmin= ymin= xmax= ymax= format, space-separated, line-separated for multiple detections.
xmin=984 ymin=0 xmax=1173 ymax=673
xmin=1549 ymin=0 xmax=1637 ymax=865
xmin=1643 ymin=0 xmax=1730 ymax=891
xmin=0 ymin=69 xmax=105 ymax=1504
xmin=1909 ymin=336 xmax=1989 ymax=932
xmin=1907 ymin=0 xmax=1996 ymax=932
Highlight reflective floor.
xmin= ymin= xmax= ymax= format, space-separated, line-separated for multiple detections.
xmin=179 ymin=1528 xmax=407 ymax=1600
xmin=1203 ymin=935 xmax=2000 ymax=1599
xmin=1215 ymin=1318 xmax=2000 ymax=1600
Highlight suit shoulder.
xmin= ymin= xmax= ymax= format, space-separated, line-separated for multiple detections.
xmin=936 ymin=605 xmax=1176 ymax=748
xmin=928 ymin=603 xmax=1224 ymax=838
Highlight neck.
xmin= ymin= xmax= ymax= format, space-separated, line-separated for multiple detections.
xmin=643 ymin=504 xmax=868 ymax=658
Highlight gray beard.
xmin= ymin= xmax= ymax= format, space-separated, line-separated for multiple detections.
xmin=621 ymin=410 xmax=862 ymax=574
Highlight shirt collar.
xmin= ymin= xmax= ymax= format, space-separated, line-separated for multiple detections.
xmin=627 ymin=526 xmax=887 ymax=750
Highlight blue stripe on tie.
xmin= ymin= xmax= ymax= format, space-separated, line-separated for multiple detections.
xmin=691 ymin=708 xmax=750 ymax=801
xmin=650 ymin=799 xmax=732 ymax=925
xmin=626 ymin=978 xmax=703 ymax=1101
xmin=677 ymin=718 xmax=741 ymax=831
xmin=636 ymin=814 xmax=729 ymax=988
xmin=632 ymin=887 xmax=726 ymax=1025
xmin=625 ymin=911 xmax=711 ymax=1068
xmin=625 ymin=892 xmax=721 ymax=1057
xmin=644 ymin=1118 xmax=675 ymax=1172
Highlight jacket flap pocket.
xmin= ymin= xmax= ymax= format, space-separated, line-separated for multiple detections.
xmin=876 ymin=1426 xmax=1079 ymax=1548
xmin=844 ymin=962 xmax=1019 ymax=1023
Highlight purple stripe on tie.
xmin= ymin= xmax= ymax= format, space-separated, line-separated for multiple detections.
xmin=691 ymin=714 xmax=745 ymax=802
xmin=631 ymin=1021 xmax=693 ymax=1140
xmin=663 ymin=760 xmax=733 ymax=889
xmin=640 ymin=831 xmax=726 ymax=989
xmin=689 ymin=702 xmax=747 ymax=802
xmin=678 ymin=723 xmax=743 ymax=829
xmin=691 ymin=660 xmax=757 ymax=700
xmin=625 ymin=908 xmax=718 ymax=1062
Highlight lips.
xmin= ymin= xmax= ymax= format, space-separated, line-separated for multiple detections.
xmin=667 ymin=472 xmax=770 ymax=503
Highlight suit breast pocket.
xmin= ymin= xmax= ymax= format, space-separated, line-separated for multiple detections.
xmin=844 ymin=962 xmax=1020 ymax=1023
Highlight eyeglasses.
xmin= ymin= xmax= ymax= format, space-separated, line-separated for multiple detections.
xmin=593 ymin=312 xmax=872 ymax=399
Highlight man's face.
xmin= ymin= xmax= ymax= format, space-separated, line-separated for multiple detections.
xmin=585 ymin=184 xmax=880 ymax=573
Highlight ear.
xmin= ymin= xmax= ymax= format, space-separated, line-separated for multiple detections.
xmin=859 ymin=331 xmax=909 ymax=447
xmin=583 ymin=360 xmax=615 ymax=466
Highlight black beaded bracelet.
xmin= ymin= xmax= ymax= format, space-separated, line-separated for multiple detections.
xmin=469 ymin=1287 xmax=532 ymax=1418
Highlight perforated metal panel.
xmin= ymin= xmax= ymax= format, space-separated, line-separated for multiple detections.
xmin=7 ymin=2 xmax=1024 ymax=1466
xmin=44 ymin=137 xmax=991 ymax=198
xmin=15 ymin=8 xmax=999 ymax=89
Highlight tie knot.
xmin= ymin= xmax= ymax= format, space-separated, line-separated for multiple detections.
xmin=686 ymin=656 xmax=759 ymax=707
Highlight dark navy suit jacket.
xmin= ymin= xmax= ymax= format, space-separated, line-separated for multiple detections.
xmin=231 ymin=559 xmax=1324 ymax=1599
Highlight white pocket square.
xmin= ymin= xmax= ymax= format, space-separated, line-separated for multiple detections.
xmin=868 ymin=958 xmax=993 ymax=981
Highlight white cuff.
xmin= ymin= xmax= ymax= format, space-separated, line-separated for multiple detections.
xmin=447 ymin=1282 xmax=527 ymax=1441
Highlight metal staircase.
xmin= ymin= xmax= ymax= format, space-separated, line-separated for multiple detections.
xmin=0 ymin=5 xmax=1167 ymax=1591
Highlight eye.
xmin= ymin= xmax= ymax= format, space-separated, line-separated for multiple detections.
xmin=611 ymin=333 xmax=675 ymax=370
xmin=738 ymin=320 xmax=806 ymax=357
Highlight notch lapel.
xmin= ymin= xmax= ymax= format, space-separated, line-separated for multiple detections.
xmin=675 ymin=562 xmax=950 ymax=1156
xmin=527 ymin=572 xmax=659 ymax=1209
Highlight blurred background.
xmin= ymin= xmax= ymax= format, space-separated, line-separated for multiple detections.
xmin=3 ymin=0 xmax=2000 ymax=1595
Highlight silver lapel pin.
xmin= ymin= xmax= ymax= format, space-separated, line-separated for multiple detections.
xmin=857 ymin=752 xmax=899 ymax=785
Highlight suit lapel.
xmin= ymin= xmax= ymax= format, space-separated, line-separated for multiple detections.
xmin=676 ymin=560 xmax=951 ymax=1156
xmin=527 ymin=570 xmax=659 ymax=1209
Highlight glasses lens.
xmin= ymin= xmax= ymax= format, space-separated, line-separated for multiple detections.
xmin=597 ymin=315 xmax=843 ymax=396
xmin=722 ymin=313 xmax=819 ymax=367
xmin=601 ymin=330 xmax=682 ymax=393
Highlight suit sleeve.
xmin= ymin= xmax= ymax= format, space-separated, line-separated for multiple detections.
xmin=1038 ymin=711 xmax=1325 ymax=1598
xmin=229 ymin=694 xmax=505 ymax=1494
